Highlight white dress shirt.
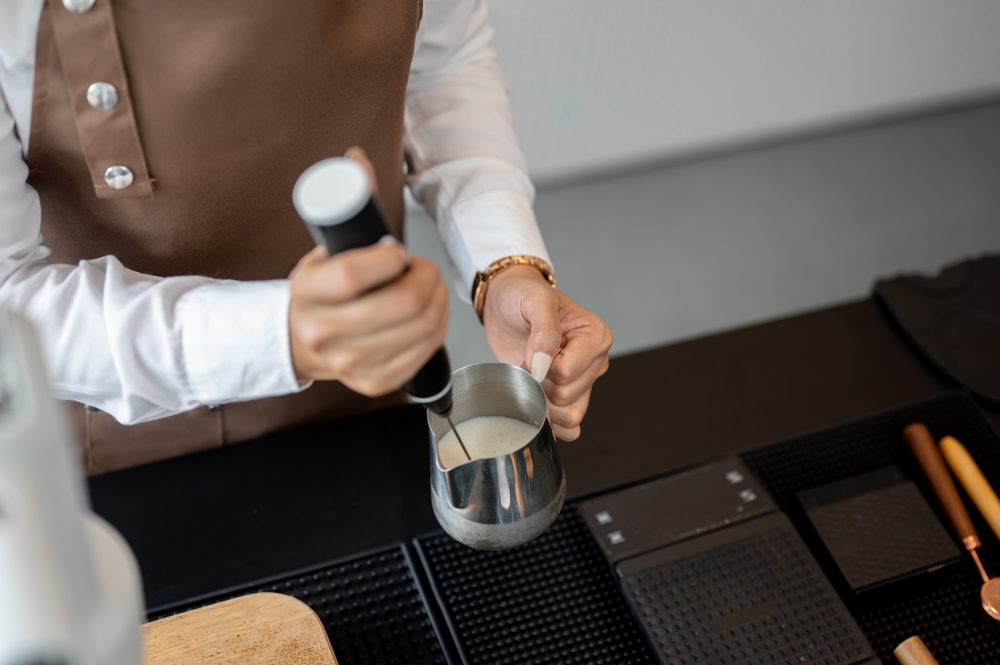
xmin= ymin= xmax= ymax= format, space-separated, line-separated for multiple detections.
xmin=0 ymin=0 xmax=550 ymax=424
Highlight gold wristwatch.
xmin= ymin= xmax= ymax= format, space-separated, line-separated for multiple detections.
xmin=472 ymin=255 xmax=556 ymax=323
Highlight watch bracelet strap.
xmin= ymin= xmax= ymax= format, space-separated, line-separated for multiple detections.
xmin=472 ymin=255 xmax=556 ymax=324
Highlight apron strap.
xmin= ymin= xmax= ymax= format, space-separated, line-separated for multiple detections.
xmin=45 ymin=0 xmax=153 ymax=198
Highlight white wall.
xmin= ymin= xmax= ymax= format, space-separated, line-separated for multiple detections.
xmin=410 ymin=105 xmax=1000 ymax=368
xmin=487 ymin=0 xmax=1000 ymax=182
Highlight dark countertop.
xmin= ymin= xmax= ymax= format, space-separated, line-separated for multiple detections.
xmin=88 ymin=297 xmax=997 ymax=611
xmin=564 ymin=297 xmax=987 ymax=494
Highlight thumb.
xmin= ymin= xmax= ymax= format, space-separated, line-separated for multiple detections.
xmin=344 ymin=146 xmax=379 ymax=196
xmin=525 ymin=297 xmax=562 ymax=383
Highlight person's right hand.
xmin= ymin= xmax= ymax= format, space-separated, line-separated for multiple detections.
xmin=288 ymin=238 xmax=450 ymax=396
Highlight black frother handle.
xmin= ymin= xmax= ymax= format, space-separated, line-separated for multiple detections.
xmin=309 ymin=197 xmax=392 ymax=254
xmin=303 ymin=198 xmax=454 ymax=415
xmin=404 ymin=347 xmax=453 ymax=415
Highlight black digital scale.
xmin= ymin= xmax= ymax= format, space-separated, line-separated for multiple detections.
xmin=578 ymin=460 xmax=878 ymax=665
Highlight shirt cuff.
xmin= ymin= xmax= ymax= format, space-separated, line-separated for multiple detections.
xmin=178 ymin=279 xmax=303 ymax=405
xmin=444 ymin=190 xmax=552 ymax=302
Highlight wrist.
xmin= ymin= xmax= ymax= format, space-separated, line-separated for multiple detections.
xmin=490 ymin=264 xmax=550 ymax=286
xmin=472 ymin=255 xmax=555 ymax=324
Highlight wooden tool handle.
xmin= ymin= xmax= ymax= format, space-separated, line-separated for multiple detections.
xmin=894 ymin=636 xmax=940 ymax=665
xmin=903 ymin=423 xmax=979 ymax=548
xmin=940 ymin=435 xmax=1000 ymax=543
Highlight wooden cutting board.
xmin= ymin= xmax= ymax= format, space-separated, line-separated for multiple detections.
xmin=142 ymin=593 xmax=338 ymax=665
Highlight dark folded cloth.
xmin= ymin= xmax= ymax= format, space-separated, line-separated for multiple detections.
xmin=874 ymin=254 xmax=1000 ymax=405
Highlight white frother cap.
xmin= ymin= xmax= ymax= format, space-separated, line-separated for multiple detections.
xmin=293 ymin=158 xmax=372 ymax=226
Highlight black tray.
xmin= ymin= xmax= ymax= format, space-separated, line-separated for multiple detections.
xmin=416 ymin=392 xmax=999 ymax=665
xmin=148 ymin=543 xmax=452 ymax=665
xmin=149 ymin=392 xmax=999 ymax=665
xmin=415 ymin=508 xmax=658 ymax=665
xmin=742 ymin=391 xmax=1000 ymax=664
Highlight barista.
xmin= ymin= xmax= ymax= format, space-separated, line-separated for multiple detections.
xmin=0 ymin=0 xmax=612 ymax=474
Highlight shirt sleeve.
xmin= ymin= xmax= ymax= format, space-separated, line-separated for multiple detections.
xmin=0 ymin=87 xmax=303 ymax=425
xmin=406 ymin=0 xmax=551 ymax=302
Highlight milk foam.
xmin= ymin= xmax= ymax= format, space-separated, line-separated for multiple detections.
xmin=436 ymin=415 xmax=539 ymax=469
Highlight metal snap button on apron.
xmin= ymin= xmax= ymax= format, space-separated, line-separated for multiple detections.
xmin=63 ymin=0 xmax=96 ymax=13
xmin=104 ymin=165 xmax=134 ymax=189
xmin=86 ymin=82 xmax=118 ymax=110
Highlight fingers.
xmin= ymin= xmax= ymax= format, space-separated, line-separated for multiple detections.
xmin=545 ymin=320 xmax=613 ymax=388
xmin=320 ymin=276 xmax=448 ymax=367
xmin=293 ymin=297 xmax=448 ymax=389
xmin=293 ymin=237 xmax=409 ymax=305
xmin=483 ymin=271 xmax=612 ymax=439
xmin=538 ymin=299 xmax=612 ymax=440
xmin=543 ymin=352 xmax=609 ymax=407
xmin=342 ymin=311 xmax=448 ymax=396
xmin=328 ymin=256 xmax=442 ymax=334
xmin=552 ymin=423 xmax=581 ymax=441
xmin=548 ymin=387 xmax=592 ymax=441
xmin=294 ymin=257 xmax=445 ymax=351
xmin=289 ymin=245 xmax=329 ymax=280
xmin=523 ymin=291 xmax=562 ymax=378
xmin=529 ymin=351 xmax=554 ymax=384
xmin=289 ymin=251 xmax=450 ymax=388
xmin=540 ymin=303 xmax=613 ymax=408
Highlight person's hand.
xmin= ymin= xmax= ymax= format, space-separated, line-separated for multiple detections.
xmin=289 ymin=241 xmax=449 ymax=395
xmin=482 ymin=265 xmax=612 ymax=440
xmin=288 ymin=145 xmax=449 ymax=395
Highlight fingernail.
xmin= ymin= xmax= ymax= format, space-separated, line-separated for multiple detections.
xmin=529 ymin=352 xmax=553 ymax=383
xmin=344 ymin=145 xmax=368 ymax=159
xmin=378 ymin=234 xmax=408 ymax=263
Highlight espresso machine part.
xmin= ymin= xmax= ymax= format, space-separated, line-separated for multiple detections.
xmin=427 ymin=363 xmax=566 ymax=550
xmin=292 ymin=158 xmax=461 ymax=432
xmin=0 ymin=311 xmax=145 ymax=665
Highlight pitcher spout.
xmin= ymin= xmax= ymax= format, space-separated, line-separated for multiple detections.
xmin=439 ymin=457 xmax=481 ymax=510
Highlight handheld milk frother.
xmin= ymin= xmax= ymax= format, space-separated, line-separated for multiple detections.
xmin=293 ymin=157 xmax=470 ymax=460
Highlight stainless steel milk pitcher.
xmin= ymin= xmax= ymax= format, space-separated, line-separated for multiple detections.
xmin=427 ymin=363 xmax=566 ymax=550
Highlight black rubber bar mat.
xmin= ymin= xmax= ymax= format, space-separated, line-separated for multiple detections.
xmin=148 ymin=544 xmax=451 ymax=665
xmin=742 ymin=391 xmax=1000 ymax=664
xmin=619 ymin=512 xmax=874 ymax=665
xmin=415 ymin=508 xmax=658 ymax=665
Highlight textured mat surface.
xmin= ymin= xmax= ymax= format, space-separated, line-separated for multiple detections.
xmin=743 ymin=392 xmax=1000 ymax=664
xmin=619 ymin=513 xmax=872 ymax=665
xmin=799 ymin=468 xmax=961 ymax=592
xmin=149 ymin=545 xmax=449 ymax=665
xmin=416 ymin=508 xmax=658 ymax=665
xmin=148 ymin=392 xmax=998 ymax=665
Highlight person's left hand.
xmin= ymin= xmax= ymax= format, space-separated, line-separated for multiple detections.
xmin=482 ymin=265 xmax=613 ymax=441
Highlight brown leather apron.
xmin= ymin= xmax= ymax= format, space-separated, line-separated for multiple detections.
xmin=26 ymin=0 xmax=420 ymax=475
